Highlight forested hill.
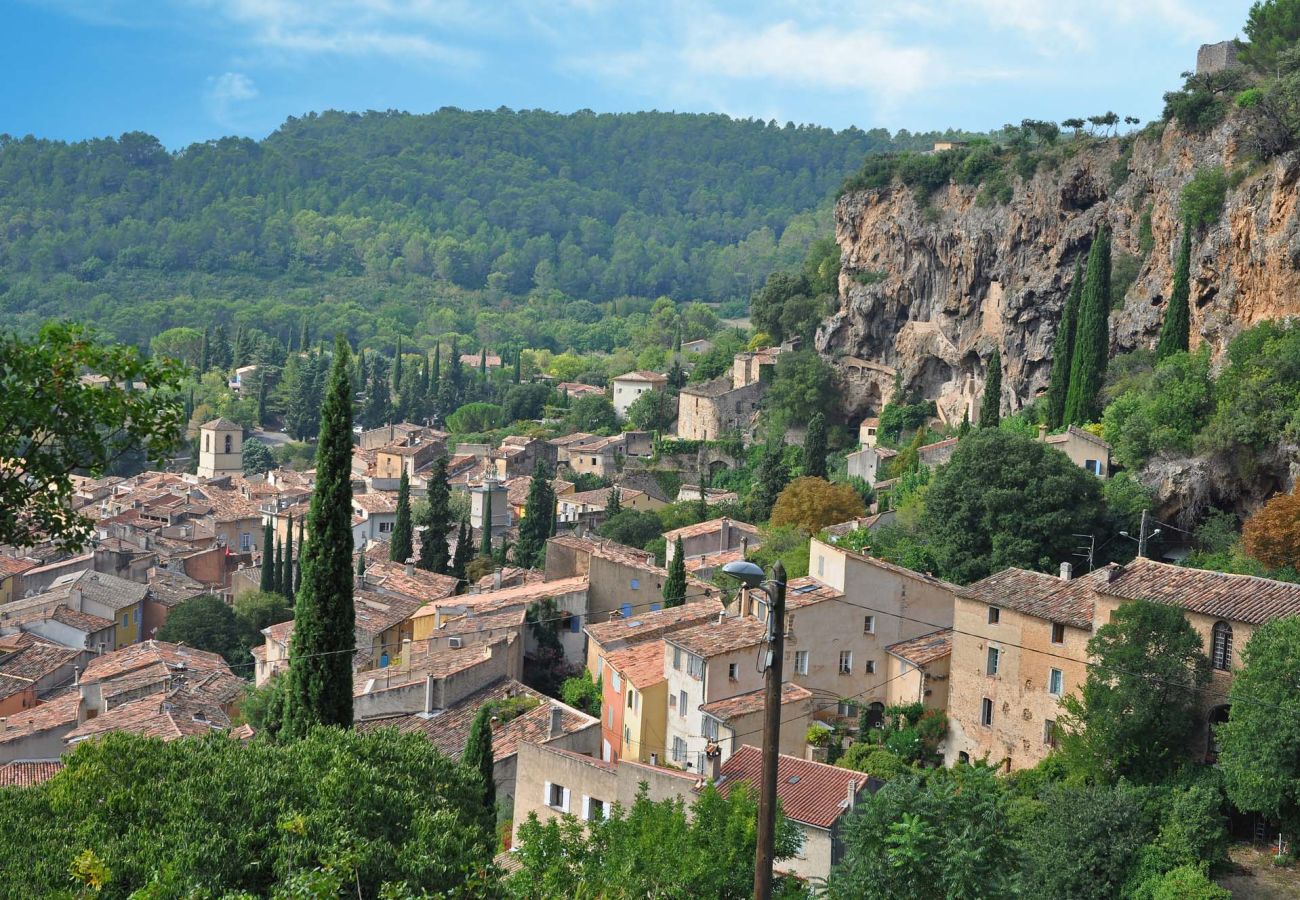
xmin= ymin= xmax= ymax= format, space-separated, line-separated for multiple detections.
xmin=0 ymin=108 xmax=976 ymax=344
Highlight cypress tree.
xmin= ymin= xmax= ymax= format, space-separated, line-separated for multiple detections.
xmin=259 ymin=521 xmax=275 ymax=593
xmin=804 ymin=412 xmax=828 ymax=479
xmin=282 ymin=336 xmax=356 ymax=737
xmin=479 ymin=485 xmax=494 ymax=558
xmin=1046 ymin=259 xmax=1084 ymax=429
xmin=462 ymin=706 xmax=496 ymax=816
xmin=273 ymin=540 xmax=284 ymax=595
xmin=417 ymin=457 xmax=453 ymax=574
xmin=357 ymin=553 xmax=366 ymax=577
xmin=513 ymin=350 xmax=522 ymax=384
xmin=479 ymin=348 xmax=488 ymax=382
xmin=606 ymin=486 xmax=622 ymax=516
xmin=958 ymin=410 xmax=972 ymax=439
xmin=664 ymin=536 xmax=687 ymax=607
xmin=256 ymin=372 xmax=269 ymax=427
xmin=979 ymin=347 xmax=1002 ymax=429
xmin=695 ymin=469 xmax=710 ymax=523
xmin=294 ymin=518 xmax=304 ymax=596
xmin=515 ymin=460 xmax=557 ymax=569
xmin=390 ymin=469 xmax=413 ymax=562
xmin=1063 ymin=227 xmax=1112 ymax=426
xmin=282 ymin=515 xmax=295 ymax=603
xmin=1156 ymin=221 xmax=1192 ymax=361
xmin=200 ymin=327 xmax=210 ymax=372
xmin=392 ymin=337 xmax=403 ymax=393
xmin=452 ymin=517 xmax=474 ymax=580
xmin=749 ymin=443 xmax=789 ymax=522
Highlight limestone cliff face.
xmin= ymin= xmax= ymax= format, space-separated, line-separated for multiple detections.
xmin=819 ymin=117 xmax=1300 ymax=428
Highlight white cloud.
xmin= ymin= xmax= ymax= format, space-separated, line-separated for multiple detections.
xmin=205 ymin=71 xmax=259 ymax=126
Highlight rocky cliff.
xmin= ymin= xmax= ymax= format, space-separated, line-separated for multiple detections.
xmin=819 ymin=116 xmax=1300 ymax=428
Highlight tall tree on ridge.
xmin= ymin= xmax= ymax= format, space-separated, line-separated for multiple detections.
xmin=979 ymin=347 xmax=1002 ymax=429
xmin=462 ymin=707 xmax=496 ymax=817
xmin=1156 ymin=221 xmax=1192 ymax=361
xmin=606 ymin=486 xmax=622 ymax=516
xmin=418 ymin=457 xmax=453 ymax=574
xmin=281 ymin=336 xmax=356 ymax=737
xmin=451 ymin=517 xmax=474 ymax=582
xmin=273 ymin=539 xmax=284 ymax=596
xmin=390 ymin=469 xmax=413 ymax=563
xmin=282 ymin=514 xmax=295 ymax=603
xmin=804 ymin=411 xmax=828 ymax=479
xmin=1046 ymin=258 xmax=1083 ymax=429
xmin=1064 ymin=226 xmax=1112 ymax=426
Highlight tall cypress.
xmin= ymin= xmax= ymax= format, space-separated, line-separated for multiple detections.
xmin=200 ymin=327 xmax=210 ymax=373
xmin=417 ymin=457 xmax=453 ymax=573
xmin=282 ymin=336 xmax=356 ymax=737
xmin=513 ymin=350 xmax=522 ymax=384
xmin=1156 ymin=221 xmax=1192 ymax=361
xmin=514 ymin=460 xmax=557 ymax=570
xmin=606 ymin=486 xmax=622 ymax=516
xmin=479 ymin=485 xmax=493 ymax=558
xmin=462 ymin=707 xmax=496 ymax=816
xmin=273 ymin=540 xmax=284 ymax=595
xmin=256 ymin=372 xmax=269 ymax=427
xmin=390 ymin=469 xmax=413 ymax=562
xmin=1063 ymin=227 xmax=1112 ymax=426
xmin=452 ymin=517 xmax=474 ymax=581
xmin=294 ymin=518 xmax=304 ymax=596
xmin=664 ymin=536 xmax=687 ymax=608
xmin=1046 ymin=259 xmax=1083 ymax=429
xmin=979 ymin=347 xmax=1002 ymax=429
xmin=804 ymin=412 xmax=828 ymax=479
xmin=282 ymin=515 xmax=295 ymax=603
xmin=259 ymin=521 xmax=275 ymax=592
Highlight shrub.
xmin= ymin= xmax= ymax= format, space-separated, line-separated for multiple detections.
xmin=1180 ymin=167 xmax=1228 ymax=229
xmin=770 ymin=477 xmax=866 ymax=533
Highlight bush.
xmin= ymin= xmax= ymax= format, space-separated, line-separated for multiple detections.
xmin=597 ymin=509 xmax=663 ymax=550
xmin=1180 ymin=167 xmax=1228 ymax=229
xmin=445 ymin=401 xmax=502 ymax=433
xmin=1136 ymin=865 xmax=1230 ymax=900
xmin=838 ymin=744 xmax=909 ymax=780
xmin=770 ymin=477 xmax=866 ymax=533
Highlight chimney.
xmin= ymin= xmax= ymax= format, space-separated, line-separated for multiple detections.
xmin=720 ymin=517 xmax=729 ymax=553
xmin=650 ymin=752 xmax=659 ymax=766
xmin=708 ymin=748 xmax=721 ymax=781
xmin=1037 ymin=424 xmax=1048 ymax=442
xmin=405 ymin=560 xmax=415 ymax=577
xmin=847 ymin=779 xmax=858 ymax=810
xmin=1059 ymin=562 xmax=1073 ymax=581
xmin=73 ymin=666 xmax=81 ymax=686
xmin=1106 ymin=565 xmax=1122 ymax=583
xmin=741 ymin=536 xmax=748 ymax=557
xmin=423 ymin=673 xmax=435 ymax=716
xmin=547 ymin=705 xmax=563 ymax=740
xmin=493 ymin=568 xmax=502 ymax=590
xmin=717 ymin=610 xmax=727 ymax=625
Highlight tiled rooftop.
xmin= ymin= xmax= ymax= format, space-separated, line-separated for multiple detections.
xmin=64 ymin=687 xmax=231 ymax=744
xmin=700 ymin=682 xmax=812 ymax=722
xmin=886 ymin=629 xmax=954 ymax=666
xmin=663 ymin=516 xmax=760 ymax=543
xmin=146 ymin=569 xmax=209 ymax=607
xmin=604 ymin=640 xmax=667 ymax=689
xmin=613 ymin=370 xmax=667 ymax=383
xmin=714 ymin=744 xmax=868 ymax=829
xmin=0 ymin=692 xmax=81 ymax=744
xmin=584 ymin=599 xmax=724 ymax=650
xmin=0 ymin=760 xmax=62 ymax=787
xmin=665 ymin=614 xmax=767 ymax=658
xmin=782 ymin=576 xmax=847 ymax=610
xmin=43 ymin=570 xmax=147 ymax=611
xmin=416 ymin=576 xmax=590 ymax=619
xmin=958 ymin=567 xmax=1101 ymax=630
xmin=548 ymin=535 xmax=664 ymax=573
xmin=80 ymin=640 xmax=231 ymax=686
xmin=1098 ymin=557 xmax=1300 ymax=625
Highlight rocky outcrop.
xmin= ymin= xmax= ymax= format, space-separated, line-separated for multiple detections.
xmin=820 ymin=116 xmax=1300 ymax=426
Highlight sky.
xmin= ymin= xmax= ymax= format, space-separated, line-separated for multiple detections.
xmin=0 ymin=0 xmax=1256 ymax=148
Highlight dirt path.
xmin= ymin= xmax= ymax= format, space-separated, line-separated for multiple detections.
xmin=1218 ymin=845 xmax=1300 ymax=898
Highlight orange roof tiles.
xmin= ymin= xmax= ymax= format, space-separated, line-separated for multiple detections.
xmin=714 ymin=745 xmax=866 ymax=829
xmin=604 ymin=640 xmax=667 ymax=689
xmin=783 ymin=576 xmax=846 ymax=610
xmin=663 ymin=517 xmax=760 ymax=543
xmin=665 ymin=614 xmax=766 ymax=658
xmin=0 ymin=692 xmax=81 ymax=745
xmin=959 ymin=567 xmax=1100 ymax=630
xmin=1098 ymin=557 xmax=1300 ymax=625
xmin=0 ymin=760 xmax=62 ymax=787
xmin=886 ymin=629 xmax=953 ymax=666
xmin=700 ymin=682 xmax=811 ymax=722
xmin=584 ymin=599 xmax=724 ymax=650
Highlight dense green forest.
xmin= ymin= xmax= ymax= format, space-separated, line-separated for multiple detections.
xmin=0 ymin=108 xmax=978 ymax=346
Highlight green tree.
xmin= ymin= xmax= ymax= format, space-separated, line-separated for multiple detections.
xmin=156 ymin=595 xmax=247 ymax=666
xmin=626 ymin=388 xmax=676 ymax=431
xmin=0 ymin=323 xmax=185 ymax=551
xmin=664 ymin=536 xmax=688 ymax=607
xmin=920 ymin=429 xmax=1107 ymax=583
xmin=259 ymin=521 xmax=275 ymax=593
xmin=242 ymin=437 xmax=275 ymax=475
xmin=1101 ymin=348 xmax=1214 ymax=471
xmin=803 ymin=411 xmax=828 ymax=478
xmin=1156 ymin=221 xmax=1192 ymax=361
xmin=1240 ymin=0 xmax=1300 ymax=72
xmin=766 ymin=349 xmax=837 ymax=426
xmin=418 ymin=457 xmax=454 ymax=573
xmin=514 ymin=462 xmax=558 ymax=569
xmin=462 ymin=706 xmax=496 ymax=817
xmin=272 ymin=540 xmax=284 ymax=596
xmin=451 ymin=517 xmax=474 ymax=580
xmin=560 ymin=670 xmax=601 ymax=716
xmin=771 ymin=476 xmax=866 ymax=532
xmin=281 ymin=336 xmax=356 ymax=738
xmin=390 ymin=469 xmax=413 ymax=563
xmin=281 ymin=514 xmax=295 ymax=603
xmin=596 ymin=509 xmax=662 ymax=549
xmin=1218 ymin=615 xmax=1300 ymax=844
xmin=979 ymin=346 xmax=1002 ymax=428
xmin=234 ymin=589 xmax=292 ymax=647
xmin=446 ymin=401 xmax=502 ymax=434
xmin=150 ymin=326 xmax=205 ymax=369
xmin=1058 ymin=599 xmax=1211 ymax=783
xmin=564 ymin=394 xmax=619 ymax=433
xmin=605 ymin=485 xmax=622 ymax=516
xmin=748 ymin=443 xmax=790 ymax=522
xmin=480 ymin=485 xmax=494 ymax=559
xmin=1064 ymin=227 xmax=1112 ymax=425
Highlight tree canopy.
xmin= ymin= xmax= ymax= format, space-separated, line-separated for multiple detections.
xmin=156 ymin=595 xmax=248 ymax=667
xmin=770 ymin=476 xmax=866 ymax=533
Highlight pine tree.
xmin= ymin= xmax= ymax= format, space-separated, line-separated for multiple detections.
xmin=515 ymin=460 xmax=557 ymax=569
xmin=1156 ymin=221 xmax=1192 ymax=361
xmin=479 ymin=485 xmax=493 ymax=558
xmin=664 ymin=536 xmax=687 ymax=608
xmin=282 ymin=515 xmax=295 ymax=603
xmin=1064 ymin=227 xmax=1113 ymax=426
xmin=462 ymin=706 xmax=496 ymax=816
xmin=979 ymin=347 xmax=1002 ymax=429
xmin=804 ymin=412 xmax=828 ymax=479
xmin=606 ymin=486 xmax=622 ymax=516
xmin=281 ymin=336 xmax=356 ymax=737
xmin=1046 ymin=259 xmax=1084 ymax=429
xmin=417 ymin=457 xmax=453 ymax=573
xmin=390 ymin=469 xmax=413 ymax=563
xmin=260 ymin=521 xmax=275 ymax=592
xmin=273 ymin=539 xmax=284 ymax=595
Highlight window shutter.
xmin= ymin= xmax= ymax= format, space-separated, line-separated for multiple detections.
xmin=581 ymin=795 xmax=590 ymax=821
xmin=543 ymin=781 xmax=552 ymax=805
xmin=561 ymin=787 xmax=571 ymax=813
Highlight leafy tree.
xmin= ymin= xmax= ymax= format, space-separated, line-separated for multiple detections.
xmin=150 ymin=326 xmax=205 ymax=368
xmin=418 ymin=457 xmax=454 ymax=573
xmin=1241 ymin=487 xmax=1300 ymax=569
xmin=0 ymin=323 xmax=185 ymax=550
xmin=766 ymin=350 xmax=837 ymax=426
xmin=480 ymin=483 xmax=494 ymax=559
xmin=1064 ymin=227 xmax=1112 ymax=425
xmin=272 ymin=540 xmax=284 ymax=596
xmin=1059 ymin=599 xmax=1211 ymax=783
xmin=1139 ymin=865 xmax=1230 ymax=900
xmin=515 ymin=461 xmax=558 ymax=569
xmin=445 ymin=402 xmax=502 ymax=434
xmin=1240 ymin=0 xmax=1300 ymax=72
xmin=597 ymin=509 xmax=662 ymax=550
xmin=978 ymin=346 xmax=1002 ymax=428
xmin=281 ymin=337 xmax=356 ymax=738
xmin=234 ymin=589 xmax=292 ymax=645
xmin=0 ymin=728 xmax=494 ymax=896
xmin=1157 ymin=222 xmax=1192 ymax=361
xmin=462 ymin=706 xmax=496 ymax=816
xmin=770 ymin=476 xmax=866 ymax=533
xmin=664 ymin=536 xmax=688 ymax=607
xmin=1218 ymin=615 xmax=1300 ymax=844
xmin=626 ymin=388 xmax=676 ymax=431
xmin=803 ymin=411 xmax=828 ymax=478
xmin=501 ymin=382 xmax=553 ymax=424
xmin=920 ymin=429 xmax=1107 ymax=583
xmin=390 ymin=469 xmax=414 ymax=563
xmin=1101 ymin=349 xmax=1213 ymax=471
xmin=1180 ymin=168 xmax=1228 ymax=230
xmin=748 ymin=443 xmax=790 ymax=522
xmin=560 ymin=670 xmax=601 ymax=716
xmin=242 ymin=437 xmax=275 ymax=475
xmin=564 ymin=394 xmax=619 ymax=433
xmin=156 ymin=595 xmax=248 ymax=666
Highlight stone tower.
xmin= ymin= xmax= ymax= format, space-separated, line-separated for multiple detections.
xmin=197 ymin=418 xmax=243 ymax=478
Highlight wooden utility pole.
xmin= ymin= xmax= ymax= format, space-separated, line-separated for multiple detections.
xmin=1138 ymin=509 xmax=1151 ymax=559
xmin=753 ymin=560 xmax=787 ymax=900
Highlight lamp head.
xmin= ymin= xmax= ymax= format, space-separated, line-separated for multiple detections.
xmin=720 ymin=559 xmax=765 ymax=589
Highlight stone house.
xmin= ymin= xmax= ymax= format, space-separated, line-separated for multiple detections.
xmin=611 ymin=371 xmax=667 ymax=420
xmin=1041 ymin=425 xmax=1111 ymax=477
xmin=556 ymin=486 xmax=663 ymax=531
xmin=917 ymin=437 xmax=958 ymax=469
xmin=583 ymin=599 xmax=725 ymax=679
xmin=563 ymin=434 xmax=630 ymax=480
xmin=700 ymin=682 xmax=814 ymax=764
xmin=351 ymin=637 xmax=519 ymax=720
xmin=374 ymin=438 xmax=445 ymax=486
xmin=858 ymin=417 xmax=880 ymax=448
xmin=351 ymin=491 xmax=400 ymax=548
xmin=681 ymin=338 xmax=712 ymax=355
xmin=490 ymin=435 xmax=558 ymax=480
xmin=0 ymin=570 xmax=146 ymax=650
xmin=142 ymin=567 xmax=207 ymax=639
xmin=545 ymin=535 xmax=717 ymax=624
xmin=599 ymin=639 xmax=667 ymax=764
xmin=664 ymin=517 xmax=761 ymax=566
xmin=675 ymin=377 xmax=764 ymax=442
xmin=884 ymin=629 xmax=952 ymax=712
xmin=555 ymin=382 xmax=605 ymax=400
xmin=845 ymin=445 xmax=897 ymax=484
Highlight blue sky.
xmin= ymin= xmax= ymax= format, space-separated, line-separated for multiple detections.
xmin=1 ymin=1 xmax=1255 ymax=148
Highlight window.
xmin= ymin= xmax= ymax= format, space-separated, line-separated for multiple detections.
xmin=627 ymin=689 xmax=634 ymax=709
xmin=1043 ymin=719 xmax=1058 ymax=747
xmin=669 ymin=693 xmax=677 ymax=711
xmin=1212 ymin=621 xmax=1233 ymax=671
xmin=620 ymin=603 xmax=632 ymax=619
xmin=224 ymin=434 xmax=232 ymax=454
xmin=240 ymin=532 xmax=253 ymax=551
xmin=687 ymin=654 xmax=704 ymax=679
xmin=980 ymin=697 xmax=994 ymax=727
xmin=630 ymin=578 xmax=640 ymax=590
xmin=1085 ymin=459 xmax=1102 ymax=476
xmin=133 ymin=608 xmax=140 ymax=624
xmin=586 ymin=797 xmax=606 ymax=822
xmin=678 ymin=690 xmax=687 ymax=718
xmin=986 ymin=646 xmax=1000 ymax=676
xmin=863 ymin=615 xmax=875 ymax=634
xmin=378 ymin=521 xmax=393 ymax=533
xmin=204 ymin=434 xmax=210 ymax=452
xmin=727 ymin=662 xmax=738 ymax=679
xmin=1048 ymin=668 xmax=1064 ymax=696
xmin=865 ymin=659 xmax=876 ymax=675
xmin=703 ymin=716 xmax=719 ymax=741
xmin=611 ymin=672 xmax=621 ymax=694
xmin=838 ymin=650 xmax=853 ymax=675
xmin=672 ymin=647 xmax=682 ymax=670
xmin=672 ymin=736 xmax=686 ymax=762
xmin=958 ymin=751 xmax=971 ymax=764
xmin=568 ymin=615 xmax=581 ymax=633
xmin=121 ymin=613 xmax=129 ymax=628
xmin=545 ymin=782 xmax=569 ymax=812
xmin=794 ymin=650 xmax=809 ymax=675
xmin=1051 ymin=623 xmax=1066 ymax=644
xmin=988 ymin=606 xmax=1001 ymax=625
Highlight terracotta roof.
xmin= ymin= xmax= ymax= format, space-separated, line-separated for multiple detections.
xmin=354 ymin=644 xmax=500 ymax=695
xmin=0 ymin=692 xmax=81 ymax=744
xmin=1045 ymin=424 xmax=1112 ymax=450
xmin=415 ymin=576 xmax=589 ymax=619
xmin=585 ymin=599 xmax=724 ymax=650
xmin=714 ymin=745 xmax=866 ymax=830
xmin=353 ymin=492 xmax=399 ymax=514
xmin=0 ymin=639 xmax=78 ymax=683
xmin=783 ymin=576 xmax=847 ymax=610
xmin=886 ymin=629 xmax=954 ymax=666
xmin=614 ymin=370 xmax=667 ymax=384
xmin=958 ymin=567 xmax=1099 ymax=630
xmin=146 ymin=569 xmax=208 ymax=607
xmin=65 ymin=688 xmax=231 ymax=744
xmin=604 ymin=640 xmax=667 ymax=689
xmin=42 ymin=570 xmax=147 ymax=611
xmin=80 ymin=640 xmax=231 ymax=686
xmin=680 ymin=376 xmax=740 ymax=399
xmin=200 ymin=418 xmax=242 ymax=431
xmin=547 ymin=432 xmax=597 ymax=448
xmin=548 ymin=535 xmax=664 ymax=574
xmin=0 ymin=760 xmax=62 ymax=787
xmin=363 ymin=559 xmax=459 ymax=603
xmin=561 ymin=487 xmax=644 ymax=511
xmin=353 ymin=589 xmax=425 ymax=637
xmin=50 ymin=605 xmax=114 ymax=634
xmin=555 ymin=382 xmax=605 ymax=396
xmin=1098 ymin=557 xmax=1300 ymax=625
xmin=918 ymin=437 xmax=958 ymax=454
xmin=663 ymin=517 xmax=760 ymax=543
xmin=0 ymin=675 xmax=33 ymax=701
xmin=664 ymin=614 xmax=767 ymax=658
xmin=0 ymin=557 xmax=36 ymax=578
xmin=818 ymin=541 xmax=959 ymax=593
xmin=685 ymin=549 xmax=745 ymax=574
xmin=263 ymin=620 xmax=294 ymax=644
xmin=700 ymin=682 xmax=812 ymax=722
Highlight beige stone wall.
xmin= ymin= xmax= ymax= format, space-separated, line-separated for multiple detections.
xmin=884 ymin=653 xmax=949 ymax=712
xmin=715 ymin=695 xmax=813 ymax=762
xmin=1048 ymin=433 xmax=1110 ymax=478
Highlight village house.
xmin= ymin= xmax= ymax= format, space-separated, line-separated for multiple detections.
xmin=1040 ymin=424 xmax=1111 ymax=477
xmin=351 ymin=491 xmax=400 ymax=548
xmin=599 ymin=639 xmax=667 ymax=764
xmin=700 ymin=681 xmax=815 ymax=763
xmin=228 ymin=364 xmax=259 ymax=394
xmin=545 ymin=535 xmax=716 ymax=623
xmin=555 ymin=382 xmax=605 ymax=401
xmin=674 ymin=484 xmax=740 ymax=507
xmin=0 ymin=558 xmax=36 ymax=606
xmin=0 ymin=570 xmax=147 ymax=650
xmin=503 ymin=474 xmax=574 ymax=524
xmin=884 ymin=629 xmax=953 ymax=712
xmin=489 ymin=435 xmax=558 ymax=480
xmin=560 ymin=432 xmax=654 ymax=480
xmin=556 ymin=486 xmax=661 ymax=530
xmin=469 ymin=477 xmax=512 ymax=539
xmin=611 ymin=371 xmax=667 ymax=419
xmin=663 ymin=517 xmax=761 ymax=580
xmin=681 ymin=338 xmax=713 ymax=355
xmin=373 ymin=436 xmax=446 ymax=487
xmin=459 ymin=350 xmax=503 ymax=370
xmin=675 ymin=377 xmax=764 ymax=442
xmin=584 ymin=598 xmax=725 ymax=679
xmin=858 ymin=417 xmax=880 ymax=448
xmin=548 ymin=432 xmax=598 ymax=466
xmin=0 ymin=633 xmax=79 ymax=717
xmin=141 ymin=567 xmax=208 ymax=639
xmin=845 ymin=444 xmax=897 ymax=484
xmin=351 ymin=636 xmax=520 ymax=720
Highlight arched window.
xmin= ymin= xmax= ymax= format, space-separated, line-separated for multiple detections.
xmin=224 ymin=434 xmax=232 ymax=454
xmin=1211 ymin=621 xmax=1233 ymax=671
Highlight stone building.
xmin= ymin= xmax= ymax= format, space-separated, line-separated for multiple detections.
xmin=675 ymin=378 xmax=764 ymax=441
xmin=611 ymin=371 xmax=667 ymax=419
xmin=196 ymin=418 xmax=243 ymax=479
xmin=1196 ymin=40 xmax=1243 ymax=76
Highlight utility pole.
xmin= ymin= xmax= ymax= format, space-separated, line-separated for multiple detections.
xmin=753 ymin=560 xmax=787 ymax=900
xmin=1138 ymin=509 xmax=1150 ymax=559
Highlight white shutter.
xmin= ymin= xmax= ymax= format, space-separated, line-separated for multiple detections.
xmin=581 ymin=795 xmax=591 ymax=821
xmin=561 ymin=787 xmax=571 ymax=813
xmin=543 ymin=781 xmax=552 ymax=806
xmin=603 ymin=800 xmax=612 ymax=820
